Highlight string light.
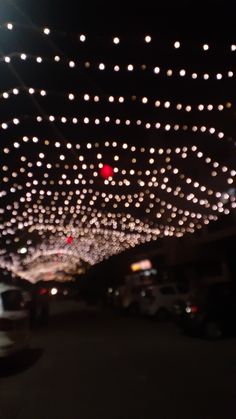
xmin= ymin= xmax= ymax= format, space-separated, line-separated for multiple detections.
xmin=1 ymin=51 xmax=235 ymax=80
xmin=0 ymin=113 xmax=231 ymax=146
xmin=0 ymin=23 xmax=235 ymax=282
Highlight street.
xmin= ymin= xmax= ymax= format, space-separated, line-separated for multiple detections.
xmin=0 ymin=301 xmax=235 ymax=419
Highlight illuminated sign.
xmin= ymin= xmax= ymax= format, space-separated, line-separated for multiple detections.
xmin=131 ymin=259 xmax=152 ymax=272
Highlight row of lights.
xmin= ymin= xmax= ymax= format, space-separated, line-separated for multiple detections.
xmin=0 ymin=86 xmax=232 ymax=113
xmin=0 ymin=198 xmax=217 ymax=245
xmin=3 ymin=136 xmax=235 ymax=188
xmin=1 ymin=138 xmax=233 ymax=216
xmin=0 ymin=52 xmax=235 ymax=80
xmin=0 ymin=115 xmax=228 ymax=145
xmin=3 ymin=23 xmax=236 ymax=52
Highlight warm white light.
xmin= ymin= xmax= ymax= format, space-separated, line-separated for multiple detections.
xmin=179 ymin=69 xmax=186 ymax=76
xmin=7 ymin=23 xmax=13 ymax=30
xmin=80 ymin=34 xmax=86 ymax=42
xmin=145 ymin=35 xmax=152 ymax=43
xmin=36 ymin=57 xmax=42 ymax=63
xmin=51 ymin=287 xmax=58 ymax=296
xmin=154 ymin=67 xmax=160 ymax=74
xmin=99 ymin=63 xmax=105 ymax=70
xmin=174 ymin=41 xmax=180 ymax=49
xmin=19 ymin=247 xmax=27 ymax=254
xmin=43 ymin=27 xmax=50 ymax=35
xmin=113 ymin=37 xmax=120 ymax=44
xmin=69 ymin=61 xmax=75 ymax=68
xmin=203 ymin=44 xmax=209 ymax=50
xmin=21 ymin=53 xmax=27 ymax=60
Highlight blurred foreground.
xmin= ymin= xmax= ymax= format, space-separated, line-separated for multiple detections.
xmin=0 ymin=300 xmax=235 ymax=419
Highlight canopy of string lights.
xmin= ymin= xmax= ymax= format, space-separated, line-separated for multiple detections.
xmin=0 ymin=15 xmax=235 ymax=282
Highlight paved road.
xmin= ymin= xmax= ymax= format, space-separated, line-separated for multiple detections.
xmin=0 ymin=301 xmax=235 ymax=419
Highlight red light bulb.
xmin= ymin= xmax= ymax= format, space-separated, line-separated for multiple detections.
xmin=100 ymin=164 xmax=114 ymax=179
xmin=66 ymin=236 xmax=73 ymax=244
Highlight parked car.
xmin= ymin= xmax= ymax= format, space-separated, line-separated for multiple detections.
xmin=175 ymin=281 xmax=236 ymax=339
xmin=139 ymin=283 xmax=190 ymax=319
xmin=113 ymin=284 xmax=151 ymax=314
xmin=0 ymin=283 xmax=30 ymax=357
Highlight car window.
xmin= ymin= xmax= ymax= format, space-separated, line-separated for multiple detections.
xmin=1 ymin=290 xmax=23 ymax=311
xmin=160 ymin=286 xmax=176 ymax=295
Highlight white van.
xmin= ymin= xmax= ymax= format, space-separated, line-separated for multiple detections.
xmin=139 ymin=283 xmax=190 ymax=318
xmin=0 ymin=284 xmax=30 ymax=357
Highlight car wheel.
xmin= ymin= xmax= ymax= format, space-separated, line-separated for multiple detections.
xmin=204 ymin=321 xmax=223 ymax=340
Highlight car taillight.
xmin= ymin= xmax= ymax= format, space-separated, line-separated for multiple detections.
xmin=191 ymin=305 xmax=199 ymax=314
xmin=186 ymin=304 xmax=199 ymax=314
xmin=0 ymin=318 xmax=13 ymax=331
xmin=39 ymin=288 xmax=48 ymax=296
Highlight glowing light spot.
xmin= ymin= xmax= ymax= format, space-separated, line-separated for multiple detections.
xmin=174 ymin=41 xmax=180 ymax=49
xmin=100 ymin=164 xmax=114 ymax=179
xmin=113 ymin=37 xmax=120 ymax=44
xmin=145 ymin=35 xmax=152 ymax=43
xmin=80 ymin=34 xmax=86 ymax=42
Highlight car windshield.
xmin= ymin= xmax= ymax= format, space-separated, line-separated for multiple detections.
xmin=1 ymin=290 xmax=23 ymax=311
